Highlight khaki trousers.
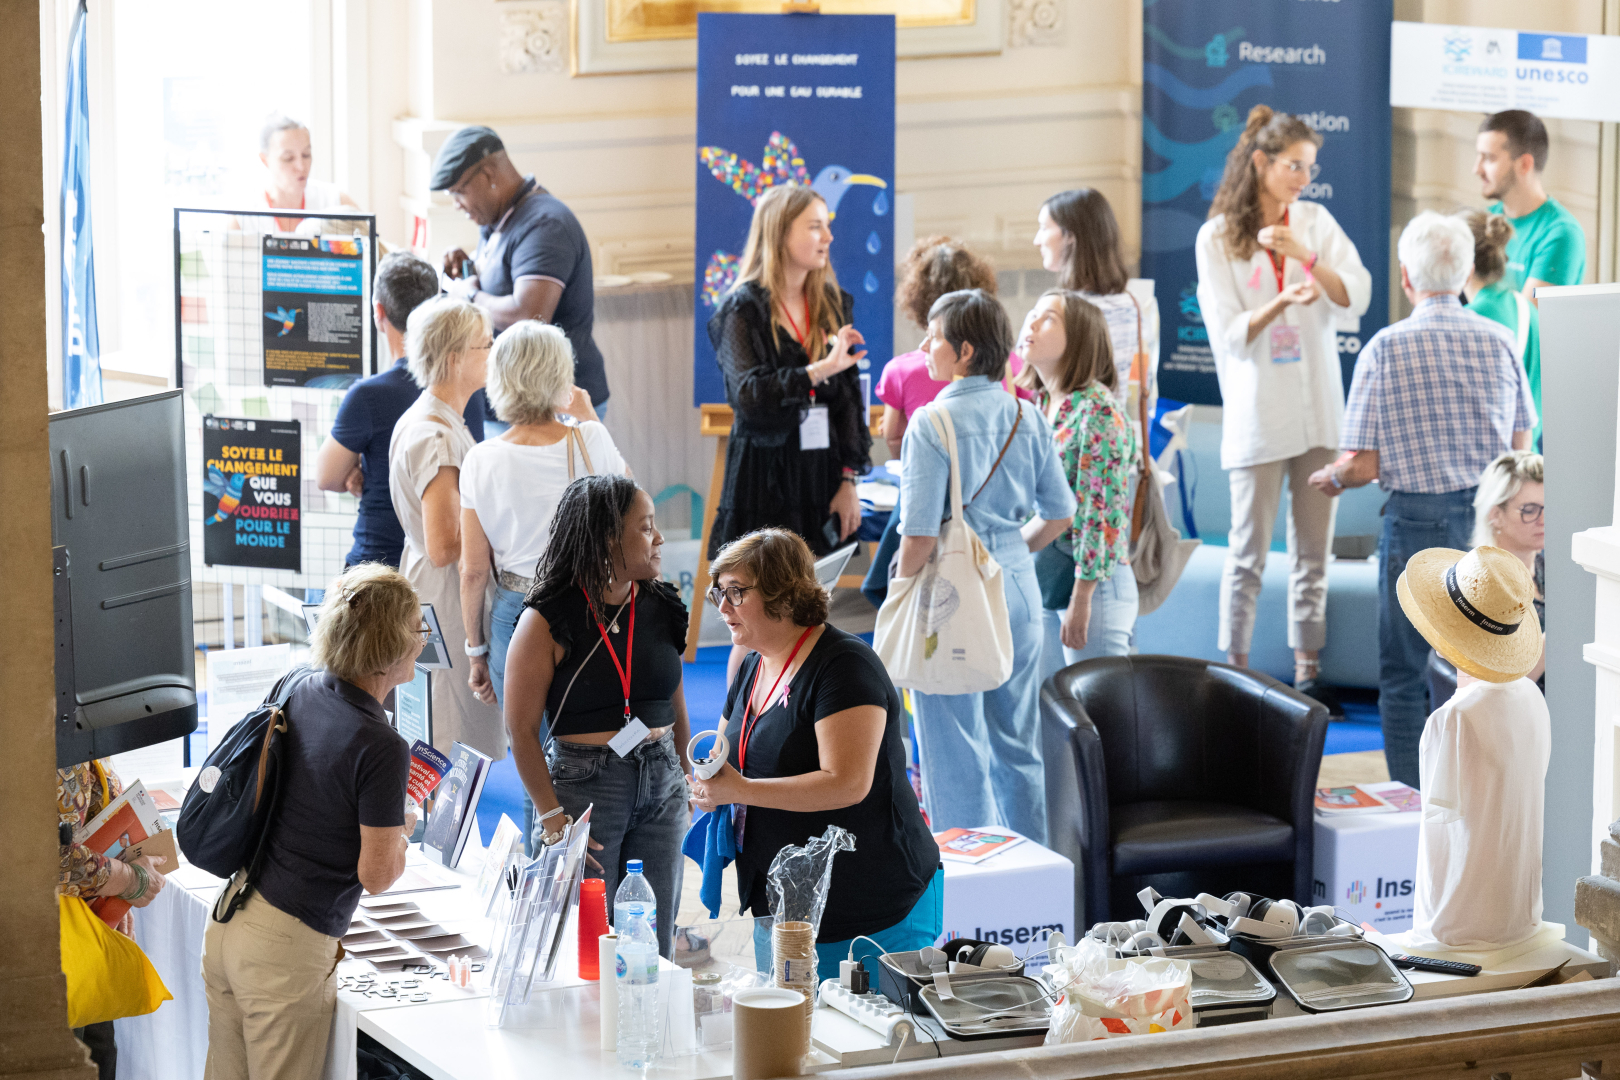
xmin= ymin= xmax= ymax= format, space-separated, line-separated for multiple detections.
xmin=202 ymin=888 xmax=342 ymax=1080
xmin=1218 ymin=446 xmax=1339 ymax=655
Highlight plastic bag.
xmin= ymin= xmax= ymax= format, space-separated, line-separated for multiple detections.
xmin=764 ymin=824 xmax=855 ymax=936
xmin=1043 ymin=937 xmax=1192 ymax=1043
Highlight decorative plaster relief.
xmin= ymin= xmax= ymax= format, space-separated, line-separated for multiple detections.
xmin=1008 ymin=0 xmax=1062 ymax=47
xmin=501 ymin=5 xmax=567 ymax=73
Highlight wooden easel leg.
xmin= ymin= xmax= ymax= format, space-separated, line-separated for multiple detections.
xmin=686 ymin=434 xmax=728 ymax=662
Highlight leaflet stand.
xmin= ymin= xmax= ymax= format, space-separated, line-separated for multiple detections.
xmin=485 ymin=807 xmax=594 ymax=1027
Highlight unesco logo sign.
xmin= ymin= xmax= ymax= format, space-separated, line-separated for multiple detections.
xmin=1517 ymin=32 xmax=1590 ymax=84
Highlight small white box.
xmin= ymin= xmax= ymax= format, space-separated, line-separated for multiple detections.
xmin=1312 ymin=811 xmax=1422 ymax=933
xmin=939 ymin=829 xmax=1074 ymax=972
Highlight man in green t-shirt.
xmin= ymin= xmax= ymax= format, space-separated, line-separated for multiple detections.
xmin=1475 ymin=109 xmax=1587 ymax=304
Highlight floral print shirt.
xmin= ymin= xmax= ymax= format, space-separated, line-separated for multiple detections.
xmin=58 ymin=760 xmax=122 ymax=898
xmin=1040 ymin=383 xmax=1138 ymax=581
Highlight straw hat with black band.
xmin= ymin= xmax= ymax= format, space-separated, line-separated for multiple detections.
xmin=1397 ymin=545 xmax=1542 ymax=682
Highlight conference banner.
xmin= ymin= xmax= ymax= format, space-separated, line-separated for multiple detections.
xmin=1391 ymin=23 xmax=1620 ymax=123
xmin=1142 ymin=0 xmax=1392 ymax=406
xmin=692 ymin=12 xmax=895 ymax=406
xmin=261 ymin=235 xmax=365 ymax=389
xmin=202 ymin=416 xmax=302 ymax=572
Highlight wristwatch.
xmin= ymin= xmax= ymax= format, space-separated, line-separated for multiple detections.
xmin=464 ymin=640 xmax=490 ymax=658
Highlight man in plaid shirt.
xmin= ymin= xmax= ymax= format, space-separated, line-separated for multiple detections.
xmin=1309 ymin=211 xmax=1535 ymax=788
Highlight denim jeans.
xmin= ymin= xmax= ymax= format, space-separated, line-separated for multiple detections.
xmin=751 ymin=867 xmax=944 ymax=982
xmin=542 ymin=729 xmax=688 ymax=957
xmin=911 ymin=543 xmax=1049 ymax=845
xmin=488 ymin=586 xmax=526 ymax=705
xmin=1040 ymin=569 xmax=1139 ymax=685
xmin=1378 ymin=488 xmax=1475 ymax=789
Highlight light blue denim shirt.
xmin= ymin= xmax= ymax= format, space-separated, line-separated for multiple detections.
xmin=897 ymin=376 xmax=1076 ymax=563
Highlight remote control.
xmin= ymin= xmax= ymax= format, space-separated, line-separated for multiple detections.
xmin=1390 ymin=953 xmax=1481 ymax=976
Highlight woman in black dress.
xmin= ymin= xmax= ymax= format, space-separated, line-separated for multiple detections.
xmin=708 ymin=183 xmax=871 ymax=565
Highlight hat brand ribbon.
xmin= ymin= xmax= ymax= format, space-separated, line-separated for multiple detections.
xmin=1444 ymin=565 xmax=1520 ymax=636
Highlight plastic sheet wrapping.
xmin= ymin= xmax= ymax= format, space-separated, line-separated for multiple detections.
xmin=764 ymin=824 xmax=855 ymax=936
xmin=1044 ymin=938 xmax=1193 ymax=1043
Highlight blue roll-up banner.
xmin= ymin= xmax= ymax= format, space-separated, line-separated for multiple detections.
xmin=692 ymin=13 xmax=896 ymax=407
xmin=1142 ymin=0 xmax=1391 ymax=407
xmin=62 ymin=0 xmax=103 ymax=411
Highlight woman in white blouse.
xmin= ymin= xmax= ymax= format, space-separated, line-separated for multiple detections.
xmin=459 ymin=322 xmax=627 ymax=706
xmin=389 ymin=297 xmax=504 ymax=759
xmin=1194 ymin=104 xmax=1370 ymax=706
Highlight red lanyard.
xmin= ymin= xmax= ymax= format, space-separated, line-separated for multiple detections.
xmin=583 ymin=584 xmax=637 ymax=723
xmin=737 ymin=625 xmax=816 ymax=773
xmin=781 ymin=301 xmax=817 ymax=403
xmin=1266 ymin=206 xmax=1290 ymax=294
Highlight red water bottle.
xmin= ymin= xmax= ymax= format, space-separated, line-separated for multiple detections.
xmin=578 ymin=878 xmax=609 ymax=980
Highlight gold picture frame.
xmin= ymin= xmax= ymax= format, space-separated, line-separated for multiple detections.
xmin=604 ymin=0 xmax=976 ymax=42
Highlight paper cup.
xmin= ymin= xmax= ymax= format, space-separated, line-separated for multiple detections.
xmin=732 ymin=987 xmax=806 ymax=1079
xmin=771 ymin=921 xmax=817 ymax=1041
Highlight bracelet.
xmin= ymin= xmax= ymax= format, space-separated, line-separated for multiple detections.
xmin=1329 ymin=467 xmax=1343 ymax=490
xmin=118 ymin=862 xmax=149 ymax=902
xmin=540 ymin=814 xmax=573 ymax=847
xmin=464 ymin=640 xmax=490 ymax=658
xmin=536 ymin=804 xmax=566 ymax=824
xmin=1305 ymin=251 xmax=1319 ymax=271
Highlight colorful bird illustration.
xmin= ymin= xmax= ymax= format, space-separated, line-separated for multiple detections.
xmin=265 ymin=306 xmax=301 ymax=336
xmin=698 ymin=132 xmax=887 ymax=306
xmin=204 ymin=466 xmax=247 ymax=524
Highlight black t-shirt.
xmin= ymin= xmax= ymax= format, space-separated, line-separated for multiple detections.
xmin=474 ymin=177 xmax=609 ymax=406
xmin=529 ymin=580 xmax=688 ymax=738
xmin=254 ymin=667 xmax=410 ymax=938
xmin=724 ymin=626 xmax=938 ymax=942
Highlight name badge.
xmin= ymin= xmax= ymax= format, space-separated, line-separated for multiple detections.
xmin=799 ymin=405 xmax=830 ymax=451
xmin=1270 ymin=323 xmax=1303 ymax=364
xmin=608 ymin=716 xmax=651 ymax=758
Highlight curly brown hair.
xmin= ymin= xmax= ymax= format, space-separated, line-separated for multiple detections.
xmin=1208 ymin=105 xmax=1322 ymax=261
xmin=896 ymin=236 xmax=997 ymax=330
xmin=709 ymin=528 xmax=829 ymax=627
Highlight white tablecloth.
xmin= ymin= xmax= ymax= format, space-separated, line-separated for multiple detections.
xmin=115 ymin=874 xmax=216 ymax=1080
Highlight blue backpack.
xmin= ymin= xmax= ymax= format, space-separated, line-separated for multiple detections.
xmin=177 ymin=668 xmax=309 ymax=922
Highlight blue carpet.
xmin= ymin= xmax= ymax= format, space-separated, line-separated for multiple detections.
xmin=1323 ymin=690 xmax=1383 ymax=756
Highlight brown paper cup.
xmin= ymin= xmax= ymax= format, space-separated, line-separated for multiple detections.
xmin=771 ymin=921 xmax=817 ymax=1039
xmin=732 ymin=987 xmax=806 ymax=1080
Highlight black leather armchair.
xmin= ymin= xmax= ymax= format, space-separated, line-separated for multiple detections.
xmin=1042 ymin=655 xmax=1328 ymax=930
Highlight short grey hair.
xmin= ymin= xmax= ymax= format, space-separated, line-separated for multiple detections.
xmin=405 ymin=297 xmax=489 ymax=389
xmin=1473 ymin=451 xmax=1544 ymax=547
xmin=485 ymin=322 xmax=575 ymax=426
xmin=1398 ymin=211 xmax=1475 ymax=293
xmin=259 ymin=113 xmax=307 ymax=154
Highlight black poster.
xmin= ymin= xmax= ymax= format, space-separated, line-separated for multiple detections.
xmin=261 ymin=235 xmax=365 ymax=388
xmin=202 ymin=416 xmax=301 ymax=571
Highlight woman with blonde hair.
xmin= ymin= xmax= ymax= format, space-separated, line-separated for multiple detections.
xmin=1460 ymin=209 xmax=1543 ymax=449
xmin=1476 ymin=451 xmax=1545 ymax=681
xmin=459 ymin=321 xmax=625 ymax=707
xmin=1016 ymin=290 xmax=1139 ymax=665
xmin=389 ymin=297 xmax=503 ymax=758
xmin=1195 ymin=104 xmax=1372 ymax=712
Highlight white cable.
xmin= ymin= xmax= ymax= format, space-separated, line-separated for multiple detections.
xmin=891 ymin=1026 xmax=911 ymax=1065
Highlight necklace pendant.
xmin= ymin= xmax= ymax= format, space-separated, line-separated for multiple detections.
xmin=609 ymin=620 xmax=620 ymax=633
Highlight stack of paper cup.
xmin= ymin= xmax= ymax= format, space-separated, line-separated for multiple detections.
xmin=771 ymin=920 xmax=816 ymax=1046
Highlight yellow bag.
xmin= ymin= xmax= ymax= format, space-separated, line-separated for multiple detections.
xmin=59 ymin=895 xmax=172 ymax=1028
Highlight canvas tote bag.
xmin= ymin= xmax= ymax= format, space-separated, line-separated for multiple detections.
xmin=874 ymin=402 xmax=1015 ymax=694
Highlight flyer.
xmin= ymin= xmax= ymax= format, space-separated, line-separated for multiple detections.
xmin=202 ymin=415 xmax=302 ymax=571
xmin=261 ymin=235 xmax=365 ymax=388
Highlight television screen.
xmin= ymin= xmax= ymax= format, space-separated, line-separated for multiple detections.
xmin=50 ymin=390 xmax=197 ymax=767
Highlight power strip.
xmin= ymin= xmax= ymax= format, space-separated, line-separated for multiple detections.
xmin=818 ymin=979 xmax=913 ymax=1045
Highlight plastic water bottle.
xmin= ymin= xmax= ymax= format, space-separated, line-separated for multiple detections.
xmin=614 ymin=859 xmax=658 ymax=938
xmin=614 ymin=910 xmax=660 ymax=1070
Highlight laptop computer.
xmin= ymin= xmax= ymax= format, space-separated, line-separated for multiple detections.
xmin=814 ymin=542 xmax=861 ymax=592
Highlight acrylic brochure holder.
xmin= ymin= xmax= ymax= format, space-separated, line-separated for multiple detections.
xmin=486 ymin=805 xmax=593 ymax=1027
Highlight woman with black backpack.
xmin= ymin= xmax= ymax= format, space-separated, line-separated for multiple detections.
xmin=201 ymin=564 xmax=419 ymax=1080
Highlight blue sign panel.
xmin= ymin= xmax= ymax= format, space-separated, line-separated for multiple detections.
xmin=693 ymin=13 xmax=896 ymax=406
xmin=1142 ymin=0 xmax=1392 ymax=406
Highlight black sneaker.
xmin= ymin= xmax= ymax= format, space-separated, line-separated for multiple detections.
xmin=1295 ymin=678 xmax=1345 ymax=719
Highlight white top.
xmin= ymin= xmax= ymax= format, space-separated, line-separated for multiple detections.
xmin=1080 ymin=280 xmax=1161 ymax=425
xmin=1409 ymin=677 xmax=1549 ymax=951
xmin=459 ymin=422 xmax=627 ymax=578
xmin=1194 ymin=201 xmax=1372 ymax=469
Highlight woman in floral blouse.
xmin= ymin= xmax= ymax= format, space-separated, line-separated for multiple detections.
xmin=1016 ymin=289 xmax=1140 ymax=665
xmin=59 ymin=759 xmax=168 ymax=920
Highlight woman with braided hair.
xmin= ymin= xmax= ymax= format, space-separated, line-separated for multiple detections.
xmin=502 ymin=474 xmax=692 ymax=956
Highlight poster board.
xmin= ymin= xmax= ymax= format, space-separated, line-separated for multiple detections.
xmin=691 ymin=13 xmax=896 ymax=406
xmin=261 ymin=236 xmax=367 ymax=388
xmin=1140 ymin=0 xmax=1391 ymax=406
xmin=202 ymin=415 xmax=301 ymax=571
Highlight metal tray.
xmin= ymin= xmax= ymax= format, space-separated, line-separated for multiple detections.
xmin=1267 ymin=941 xmax=1413 ymax=1012
xmin=918 ymin=976 xmax=1052 ymax=1040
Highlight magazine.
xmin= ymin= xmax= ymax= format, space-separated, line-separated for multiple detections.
xmin=1314 ymin=785 xmax=1395 ymax=815
xmin=933 ymin=827 xmax=1026 ymax=864
xmin=1360 ymin=781 xmax=1422 ymax=813
xmin=75 ymin=779 xmax=170 ymax=926
xmin=421 ymin=742 xmax=492 ymax=869
xmin=407 ymin=740 xmax=451 ymax=805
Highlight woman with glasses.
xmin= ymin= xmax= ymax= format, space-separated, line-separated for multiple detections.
xmin=502 ymin=475 xmax=691 ymax=955
xmin=389 ymin=297 xmax=504 ymax=759
xmin=689 ymin=529 xmax=939 ymax=982
xmin=1195 ymin=104 xmax=1371 ymax=712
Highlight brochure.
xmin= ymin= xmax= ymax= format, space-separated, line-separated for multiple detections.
xmin=407 ymin=740 xmax=451 ymax=806
xmin=76 ymin=780 xmax=170 ymax=926
xmin=933 ymin=827 xmax=1026 ymax=864
xmin=1360 ymin=780 xmax=1422 ymax=814
xmin=1314 ymin=785 xmax=1395 ymax=815
xmin=421 ymin=742 xmax=492 ymax=869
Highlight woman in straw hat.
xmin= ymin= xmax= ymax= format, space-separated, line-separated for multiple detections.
xmin=1396 ymin=544 xmax=1549 ymax=951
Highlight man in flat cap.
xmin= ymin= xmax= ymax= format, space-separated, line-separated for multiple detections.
xmin=434 ymin=125 xmax=610 ymax=413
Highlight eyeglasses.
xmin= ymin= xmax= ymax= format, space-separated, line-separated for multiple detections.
xmin=1516 ymin=502 xmax=1544 ymax=524
xmin=469 ymin=341 xmax=494 ymax=352
xmin=706 ymin=584 xmax=757 ymax=608
xmin=416 ymin=624 xmax=436 ymax=640
xmin=1277 ymin=158 xmax=1322 ymax=180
